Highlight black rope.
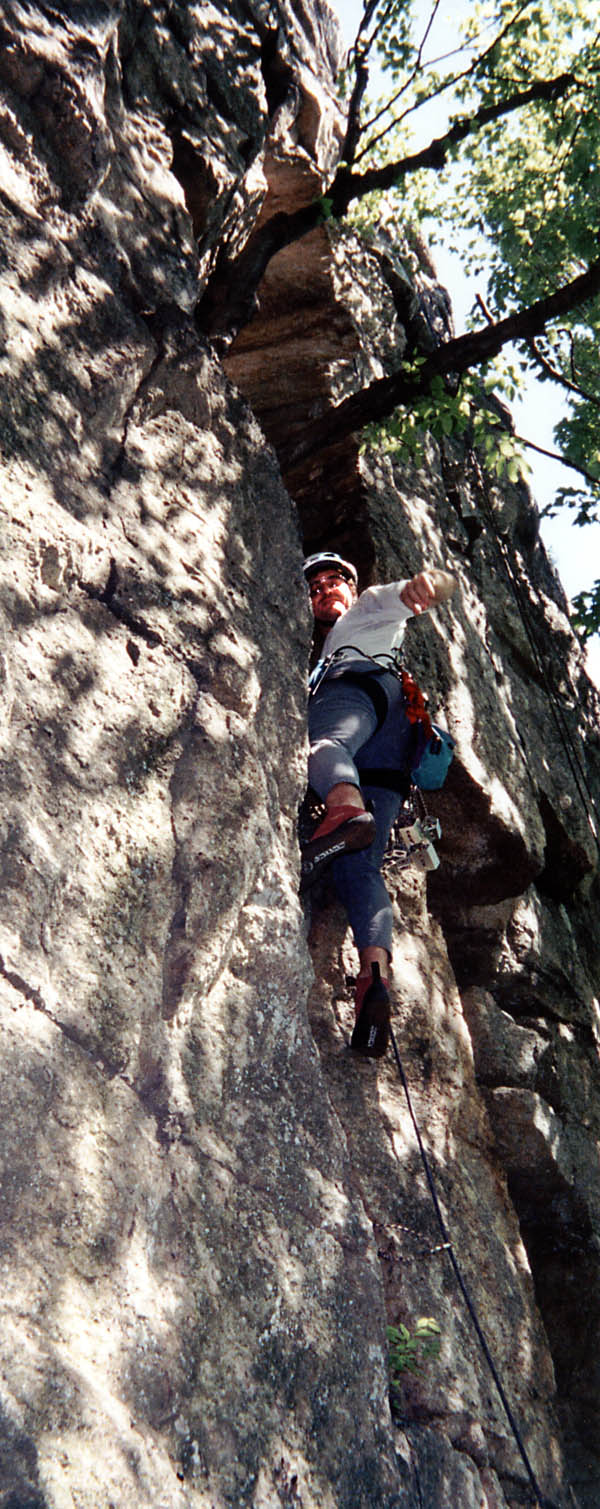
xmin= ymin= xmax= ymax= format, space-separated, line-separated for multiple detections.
xmin=388 ymin=1021 xmax=560 ymax=1509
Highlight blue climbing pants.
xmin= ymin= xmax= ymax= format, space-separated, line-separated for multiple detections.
xmin=308 ymin=670 xmax=413 ymax=956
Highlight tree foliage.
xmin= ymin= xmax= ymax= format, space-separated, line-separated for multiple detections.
xmin=198 ymin=0 xmax=600 ymax=633
xmin=341 ymin=0 xmax=600 ymax=632
xmin=351 ymin=0 xmax=600 ymax=631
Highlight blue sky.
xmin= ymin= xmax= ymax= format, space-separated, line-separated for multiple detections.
xmin=330 ymin=0 xmax=600 ymax=686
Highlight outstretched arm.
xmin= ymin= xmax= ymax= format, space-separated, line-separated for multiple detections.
xmin=400 ymin=570 xmax=457 ymax=616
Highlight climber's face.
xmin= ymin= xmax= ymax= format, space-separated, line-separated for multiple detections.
xmin=308 ymin=570 xmax=357 ymax=626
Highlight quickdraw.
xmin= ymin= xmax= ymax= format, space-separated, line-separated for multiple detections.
xmin=399 ymin=667 xmax=435 ymax=741
xmin=383 ymin=788 xmax=442 ymax=874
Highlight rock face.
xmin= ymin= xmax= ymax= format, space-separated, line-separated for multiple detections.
xmin=0 ymin=2 xmax=599 ymax=1508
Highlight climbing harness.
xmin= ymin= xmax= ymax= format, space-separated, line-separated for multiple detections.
xmin=309 ymin=643 xmax=413 ymax=697
xmin=309 ymin=645 xmax=455 ymax=793
xmin=387 ymin=1021 xmax=559 ymax=1509
xmin=303 ymin=648 xmax=452 ymax=876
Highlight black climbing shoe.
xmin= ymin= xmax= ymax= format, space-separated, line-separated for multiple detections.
xmin=350 ymin=962 xmax=390 ymax=1059
xmin=299 ymin=805 xmax=375 ymax=893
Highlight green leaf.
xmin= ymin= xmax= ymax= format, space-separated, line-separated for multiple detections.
xmin=316 ymin=196 xmax=334 ymax=222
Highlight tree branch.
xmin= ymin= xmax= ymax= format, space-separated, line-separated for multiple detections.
xmin=356 ymin=0 xmax=533 ymax=162
xmin=528 ymin=336 xmax=600 ymax=409
xmin=514 ymin=431 xmax=600 ymax=488
xmin=340 ymin=47 xmax=370 ymax=164
xmin=352 ymin=0 xmax=383 ymax=49
xmin=196 ymin=69 xmax=578 ymax=345
xmin=339 ymin=0 xmax=386 ymax=164
xmin=355 ymin=0 xmax=443 ymax=159
xmin=278 ymin=254 xmax=600 ymax=469
xmin=329 ymin=69 xmax=578 ymax=211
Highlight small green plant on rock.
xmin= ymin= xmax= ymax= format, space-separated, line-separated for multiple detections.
xmin=387 ymin=1317 xmax=441 ymax=1388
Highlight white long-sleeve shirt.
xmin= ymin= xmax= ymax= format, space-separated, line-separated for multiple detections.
xmin=320 ymin=582 xmax=414 ymax=666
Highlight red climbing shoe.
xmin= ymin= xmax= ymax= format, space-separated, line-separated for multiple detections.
xmin=350 ymin=962 xmax=390 ymax=1059
xmin=300 ymin=804 xmax=375 ymax=892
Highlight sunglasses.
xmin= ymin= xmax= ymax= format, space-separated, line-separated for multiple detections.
xmin=308 ymin=573 xmax=352 ymax=598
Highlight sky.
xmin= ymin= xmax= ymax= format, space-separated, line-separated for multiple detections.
xmin=329 ymin=0 xmax=600 ymax=687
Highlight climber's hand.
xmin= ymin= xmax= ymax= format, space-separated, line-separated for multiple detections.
xmin=400 ymin=570 xmax=456 ymax=614
xmin=400 ymin=572 xmax=437 ymax=615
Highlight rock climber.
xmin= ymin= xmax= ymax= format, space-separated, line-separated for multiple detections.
xmin=300 ymin=551 xmax=456 ymax=1059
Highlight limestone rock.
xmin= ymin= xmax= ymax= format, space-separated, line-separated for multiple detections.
xmin=1 ymin=0 xmax=599 ymax=1506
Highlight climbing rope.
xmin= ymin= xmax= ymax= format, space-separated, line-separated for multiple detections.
xmin=387 ymin=1021 xmax=561 ymax=1509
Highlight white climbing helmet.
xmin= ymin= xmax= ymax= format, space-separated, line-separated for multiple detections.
xmin=303 ymin=552 xmax=358 ymax=586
